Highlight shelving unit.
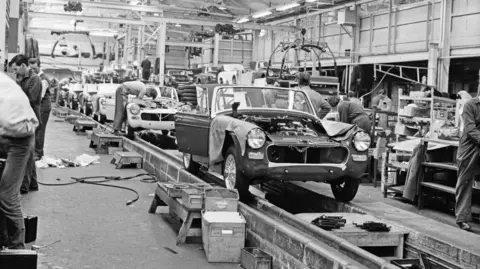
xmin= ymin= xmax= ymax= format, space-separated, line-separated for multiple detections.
xmin=395 ymin=89 xmax=457 ymax=138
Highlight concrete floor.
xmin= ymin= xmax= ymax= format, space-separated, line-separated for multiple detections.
xmin=22 ymin=116 xmax=239 ymax=269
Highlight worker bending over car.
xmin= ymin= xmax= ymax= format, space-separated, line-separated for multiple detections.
xmin=328 ymin=95 xmax=372 ymax=132
xmin=112 ymin=81 xmax=158 ymax=136
xmin=297 ymin=72 xmax=331 ymax=119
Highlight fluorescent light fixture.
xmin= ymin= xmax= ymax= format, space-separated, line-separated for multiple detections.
xmin=175 ymin=23 xmax=181 ymax=27
xmin=153 ymin=13 xmax=160 ymax=16
xmin=305 ymin=0 xmax=318 ymax=2
xmin=276 ymin=3 xmax=300 ymax=11
xmin=129 ymin=0 xmax=139 ymax=5
xmin=90 ymin=31 xmax=118 ymax=37
xmin=252 ymin=10 xmax=272 ymax=19
xmin=218 ymin=5 xmax=227 ymax=10
xmin=236 ymin=17 xmax=250 ymax=23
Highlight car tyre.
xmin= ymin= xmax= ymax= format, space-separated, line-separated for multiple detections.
xmin=126 ymin=124 xmax=138 ymax=140
xmin=222 ymin=146 xmax=250 ymax=200
xmin=330 ymin=176 xmax=360 ymax=203
xmin=99 ymin=114 xmax=107 ymax=124
xmin=183 ymin=153 xmax=200 ymax=174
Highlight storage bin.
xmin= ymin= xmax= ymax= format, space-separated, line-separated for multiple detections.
xmin=165 ymin=183 xmax=190 ymax=198
xmin=202 ymin=211 xmax=246 ymax=263
xmin=181 ymin=188 xmax=204 ymax=210
xmin=240 ymin=248 xmax=272 ymax=269
xmin=204 ymin=188 xmax=239 ymax=212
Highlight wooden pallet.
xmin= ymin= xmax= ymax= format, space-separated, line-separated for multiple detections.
xmin=110 ymin=151 xmax=143 ymax=169
xmin=149 ymin=182 xmax=202 ymax=245
xmin=296 ymin=212 xmax=408 ymax=259
xmin=73 ymin=120 xmax=97 ymax=135
xmin=90 ymin=132 xmax=124 ymax=154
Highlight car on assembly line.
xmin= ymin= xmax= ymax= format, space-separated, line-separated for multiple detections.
xmin=124 ymin=86 xmax=180 ymax=138
xmin=78 ymin=83 xmax=98 ymax=116
xmin=164 ymin=69 xmax=192 ymax=86
xmin=175 ymin=85 xmax=371 ymax=202
xmin=92 ymin=84 xmax=120 ymax=123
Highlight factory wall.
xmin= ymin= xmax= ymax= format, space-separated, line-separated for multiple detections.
xmin=189 ymin=38 xmax=253 ymax=67
xmin=255 ymin=0 xmax=479 ymax=63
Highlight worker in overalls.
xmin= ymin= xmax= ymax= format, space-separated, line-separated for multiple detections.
xmin=328 ymin=95 xmax=372 ymax=132
xmin=112 ymin=81 xmax=158 ymax=135
xmin=455 ymin=94 xmax=480 ymax=231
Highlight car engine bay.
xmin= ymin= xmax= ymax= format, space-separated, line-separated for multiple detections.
xmin=240 ymin=115 xmax=318 ymax=137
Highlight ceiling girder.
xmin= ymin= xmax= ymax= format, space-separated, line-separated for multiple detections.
xmin=26 ymin=0 xmax=236 ymax=19
xmin=29 ymin=11 xmax=300 ymax=32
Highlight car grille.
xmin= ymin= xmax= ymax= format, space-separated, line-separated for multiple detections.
xmin=140 ymin=113 xmax=175 ymax=121
xmin=266 ymin=145 xmax=348 ymax=164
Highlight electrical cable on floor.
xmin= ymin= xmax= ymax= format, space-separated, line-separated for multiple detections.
xmin=37 ymin=173 xmax=157 ymax=206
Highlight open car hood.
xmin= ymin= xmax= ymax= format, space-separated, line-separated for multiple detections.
xmin=319 ymin=120 xmax=356 ymax=137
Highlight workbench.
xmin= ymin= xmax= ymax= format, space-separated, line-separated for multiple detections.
xmin=149 ymin=182 xmax=203 ymax=245
xmin=296 ymin=212 xmax=408 ymax=259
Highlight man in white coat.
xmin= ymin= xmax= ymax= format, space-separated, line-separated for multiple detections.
xmin=0 ymin=72 xmax=39 ymax=249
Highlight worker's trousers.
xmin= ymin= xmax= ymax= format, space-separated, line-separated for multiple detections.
xmin=113 ymin=86 xmax=129 ymax=132
xmin=0 ymin=135 xmax=34 ymax=249
xmin=455 ymin=153 xmax=479 ymax=223
xmin=35 ymin=97 xmax=52 ymax=159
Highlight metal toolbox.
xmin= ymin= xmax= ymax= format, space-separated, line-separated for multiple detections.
xmin=204 ymin=188 xmax=239 ymax=212
xmin=165 ymin=183 xmax=190 ymax=198
xmin=240 ymin=247 xmax=272 ymax=269
xmin=181 ymin=188 xmax=204 ymax=210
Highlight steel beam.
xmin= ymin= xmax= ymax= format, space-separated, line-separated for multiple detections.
xmin=28 ymin=12 xmax=300 ymax=32
xmin=26 ymin=0 xmax=235 ymax=18
xmin=213 ymin=33 xmax=220 ymax=66
xmin=157 ymin=22 xmax=167 ymax=86
xmin=144 ymin=40 xmax=214 ymax=48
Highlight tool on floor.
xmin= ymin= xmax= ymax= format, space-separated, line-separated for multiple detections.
xmin=354 ymin=221 xmax=391 ymax=232
xmin=31 ymin=240 xmax=61 ymax=251
xmin=311 ymin=215 xmax=346 ymax=230
xmin=110 ymin=151 xmax=143 ymax=169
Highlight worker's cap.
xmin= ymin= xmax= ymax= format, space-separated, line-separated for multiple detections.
xmin=296 ymin=71 xmax=311 ymax=81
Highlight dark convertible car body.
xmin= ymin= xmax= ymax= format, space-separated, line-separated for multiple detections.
xmin=175 ymin=85 xmax=371 ymax=202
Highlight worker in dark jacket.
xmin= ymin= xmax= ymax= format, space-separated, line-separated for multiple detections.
xmin=455 ymin=96 xmax=480 ymax=231
xmin=297 ymin=72 xmax=331 ymax=119
xmin=9 ymin=54 xmax=42 ymax=195
xmin=141 ymin=56 xmax=152 ymax=81
xmin=112 ymin=81 xmax=158 ymax=135
xmin=328 ymin=95 xmax=372 ymax=132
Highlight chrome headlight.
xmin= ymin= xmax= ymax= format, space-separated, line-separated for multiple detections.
xmin=129 ymin=103 xmax=140 ymax=115
xmin=149 ymin=102 xmax=157 ymax=109
xmin=86 ymin=95 xmax=93 ymax=102
xmin=247 ymin=128 xmax=266 ymax=149
xmin=100 ymin=98 xmax=106 ymax=106
xmin=352 ymin=131 xmax=371 ymax=152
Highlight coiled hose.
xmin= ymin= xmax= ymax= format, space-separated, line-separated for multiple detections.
xmin=38 ymin=173 xmax=156 ymax=206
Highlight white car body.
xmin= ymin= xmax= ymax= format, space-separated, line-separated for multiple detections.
xmin=125 ymin=87 xmax=179 ymax=133
xmin=93 ymin=84 xmax=120 ymax=121
xmin=217 ymin=64 xmax=244 ymax=85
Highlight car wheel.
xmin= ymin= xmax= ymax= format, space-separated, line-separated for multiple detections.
xmin=85 ymin=105 xmax=93 ymax=116
xmin=330 ymin=176 xmax=360 ymax=203
xmin=99 ymin=114 xmax=107 ymax=124
xmin=183 ymin=153 xmax=200 ymax=174
xmin=222 ymin=146 xmax=250 ymax=199
xmin=126 ymin=124 xmax=137 ymax=139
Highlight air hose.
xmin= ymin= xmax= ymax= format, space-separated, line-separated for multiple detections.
xmin=38 ymin=173 xmax=156 ymax=206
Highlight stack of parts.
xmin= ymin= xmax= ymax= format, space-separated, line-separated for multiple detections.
xmin=354 ymin=221 xmax=391 ymax=232
xmin=311 ymin=215 xmax=346 ymax=230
